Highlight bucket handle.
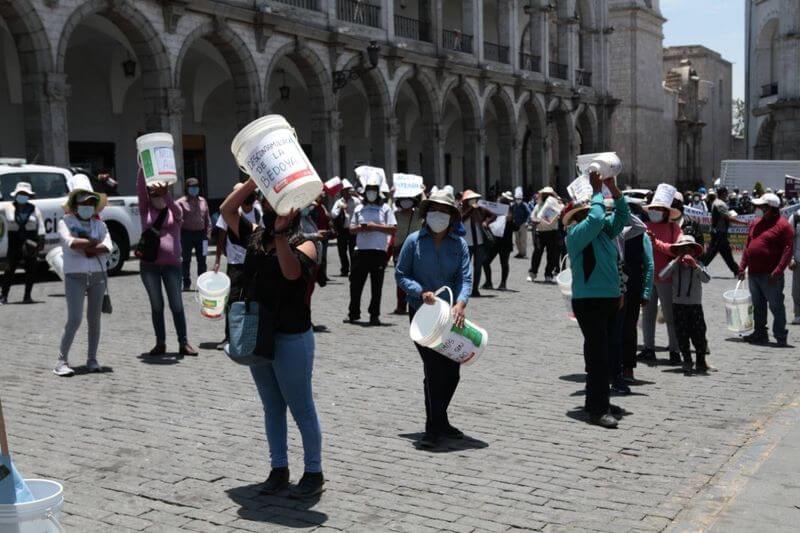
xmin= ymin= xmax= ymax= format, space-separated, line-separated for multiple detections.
xmin=46 ymin=510 xmax=66 ymax=533
xmin=732 ymin=269 xmax=747 ymax=295
xmin=560 ymin=254 xmax=569 ymax=271
xmin=434 ymin=286 xmax=454 ymax=308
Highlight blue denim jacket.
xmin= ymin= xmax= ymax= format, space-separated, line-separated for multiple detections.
xmin=395 ymin=226 xmax=473 ymax=309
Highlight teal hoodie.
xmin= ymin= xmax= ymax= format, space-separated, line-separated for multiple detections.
xmin=567 ymin=193 xmax=630 ymax=299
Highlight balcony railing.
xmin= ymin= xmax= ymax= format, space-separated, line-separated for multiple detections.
xmin=549 ymin=62 xmax=568 ymax=79
xmin=483 ymin=42 xmax=509 ymax=64
xmin=394 ymin=15 xmax=431 ymax=42
xmin=338 ymin=0 xmax=381 ymax=28
xmin=761 ymin=82 xmax=778 ymax=98
xmin=442 ymin=29 xmax=473 ymax=53
xmin=576 ymin=69 xmax=592 ymax=87
xmin=273 ymin=0 xmax=319 ymax=10
xmin=519 ymin=52 xmax=541 ymax=72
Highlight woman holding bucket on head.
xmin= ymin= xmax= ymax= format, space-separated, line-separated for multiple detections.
xmin=564 ymin=164 xmax=629 ymax=429
xmin=219 ymin=178 xmax=324 ymax=499
xmin=395 ymin=188 xmax=474 ymax=450
xmin=53 ymin=188 xmax=112 ymax=376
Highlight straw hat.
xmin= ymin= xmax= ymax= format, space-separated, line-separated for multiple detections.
xmin=341 ymin=179 xmax=354 ymax=190
xmin=419 ymin=189 xmax=459 ymax=218
xmin=64 ymin=188 xmax=107 ymax=215
xmin=10 ymin=182 xmax=35 ymax=198
xmin=501 ymin=191 xmax=514 ymax=202
xmin=644 ymin=185 xmax=681 ymax=221
xmin=669 ymin=235 xmax=703 ymax=256
xmin=538 ymin=186 xmax=556 ymax=196
xmin=562 ymin=201 xmax=590 ymax=226
xmin=461 ymin=189 xmax=481 ymax=202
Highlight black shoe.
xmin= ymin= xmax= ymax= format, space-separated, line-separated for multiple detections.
xmin=0 ymin=295 xmax=6 ymax=305
xmin=149 ymin=344 xmax=166 ymax=356
xmin=312 ymin=324 xmax=329 ymax=333
xmin=682 ymin=354 xmax=693 ymax=375
xmin=416 ymin=433 xmax=442 ymax=449
xmin=589 ymin=412 xmax=618 ymax=429
xmin=610 ymin=379 xmax=631 ymax=395
xmin=259 ymin=467 xmax=290 ymax=495
xmin=743 ymin=332 xmax=769 ymax=344
xmin=339 ymin=271 xmax=349 ymax=277
xmin=289 ymin=472 xmax=324 ymax=499
xmin=471 ymin=291 xmax=482 ymax=298
xmin=22 ymin=296 xmax=34 ymax=304
xmin=342 ymin=315 xmax=359 ymax=324
xmin=497 ymin=284 xmax=507 ymax=291
xmin=608 ymin=404 xmax=629 ymax=419
xmin=369 ymin=316 xmax=382 ymax=326
xmin=668 ymin=352 xmax=682 ymax=365
xmin=182 ymin=283 xmax=191 ymax=292
xmin=216 ymin=341 xmax=227 ymax=351
xmin=776 ymin=338 xmax=789 ymax=347
xmin=481 ymin=282 xmax=493 ymax=290
xmin=637 ymin=348 xmax=656 ymax=362
xmin=317 ymin=278 xmax=328 ymax=288
xmin=443 ymin=425 xmax=464 ymax=440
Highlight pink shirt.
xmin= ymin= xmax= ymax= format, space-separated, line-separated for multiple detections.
xmin=137 ymin=170 xmax=183 ymax=266
xmin=645 ymin=220 xmax=682 ymax=283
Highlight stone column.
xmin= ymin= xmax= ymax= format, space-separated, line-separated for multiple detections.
xmin=373 ymin=116 xmax=399 ymax=180
xmin=144 ymin=88 xmax=185 ymax=188
xmin=565 ymin=17 xmax=579 ymax=87
xmin=504 ymin=0 xmax=518 ymax=69
xmin=498 ymin=130 xmax=516 ymax=191
xmin=463 ymin=126 xmax=485 ymax=193
xmin=311 ymin=110 xmax=341 ymax=179
xmin=422 ymin=122 xmax=446 ymax=187
xmin=431 ymin=0 xmax=443 ymax=52
xmin=383 ymin=0 xmax=395 ymax=40
xmin=321 ymin=0 xmax=337 ymax=23
xmin=464 ymin=0 xmax=483 ymax=59
xmin=540 ymin=7 xmax=550 ymax=77
xmin=22 ymin=72 xmax=70 ymax=167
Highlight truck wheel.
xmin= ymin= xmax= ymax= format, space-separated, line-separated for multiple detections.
xmin=107 ymin=224 xmax=129 ymax=275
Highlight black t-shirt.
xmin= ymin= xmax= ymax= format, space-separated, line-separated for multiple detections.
xmin=231 ymin=218 xmax=315 ymax=334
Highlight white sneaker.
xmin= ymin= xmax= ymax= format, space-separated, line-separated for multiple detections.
xmin=527 ymin=275 xmax=534 ymax=282
xmin=87 ymin=359 xmax=102 ymax=372
xmin=53 ymin=361 xmax=75 ymax=377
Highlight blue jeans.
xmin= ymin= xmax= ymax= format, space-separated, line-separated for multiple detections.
xmin=749 ymin=274 xmax=788 ymax=342
xmin=140 ymin=263 xmax=188 ymax=345
xmin=249 ymin=329 xmax=322 ymax=473
xmin=181 ymin=230 xmax=207 ymax=286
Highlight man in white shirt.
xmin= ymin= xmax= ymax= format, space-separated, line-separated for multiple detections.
xmin=330 ymin=180 xmax=360 ymax=276
xmin=344 ymin=183 xmax=396 ymax=325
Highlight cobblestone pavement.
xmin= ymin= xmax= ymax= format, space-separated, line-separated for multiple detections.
xmin=1 ymin=243 xmax=799 ymax=532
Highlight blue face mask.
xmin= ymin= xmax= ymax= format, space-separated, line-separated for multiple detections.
xmin=77 ymin=205 xmax=95 ymax=220
xmin=15 ymin=194 xmax=29 ymax=204
xmin=188 ymin=186 xmax=200 ymax=196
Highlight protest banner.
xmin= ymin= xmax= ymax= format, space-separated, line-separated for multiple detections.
xmin=393 ymin=174 xmax=424 ymax=198
xmin=478 ymin=200 xmax=510 ymax=216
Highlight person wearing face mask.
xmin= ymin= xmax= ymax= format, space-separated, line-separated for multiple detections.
xmin=53 ymin=189 xmax=112 ymax=376
xmin=738 ymin=193 xmax=794 ymax=346
xmin=176 ymin=177 xmax=211 ymax=291
xmin=564 ymin=169 xmax=629 ymax=428
xmin=344 ymin=183 xmax=397 ymax=325
xmin=640 ymin=186 xmax=683 ymax=365
xmin=1 ymin=182 xmax=45 ymax=305
xmin=308 ymin=194 xmax=332 ymax=287
xmin=483 ymin=192 xmax=515 ymax=290
xmin=700 ymin=187 xmax=740 ymax=277
xmin=511 ymin=190 xmax=531 ymax=258
xmin=395 ymin=189 xmax=472 ymax=449
xmin=460 ymin=190 xmax=495 ymax=297
xmin=330 ymin=180 xmax=360 ymax=277
xmin=392 ymin=192 xmax=423 ymax=314
xmin=528 ymin=186 xmax=561 ymax=283
xmin=137 ymin=169 xmax=197 ymax=356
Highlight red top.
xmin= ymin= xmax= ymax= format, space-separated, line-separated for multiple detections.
xmin=739 ymin=216 xmax=795 ymax=276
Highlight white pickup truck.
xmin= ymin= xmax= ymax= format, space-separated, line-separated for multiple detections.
xmin=0 ymin=159 xmax=141 ymax=275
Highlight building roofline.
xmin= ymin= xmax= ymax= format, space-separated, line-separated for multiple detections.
xmin=663 ymin=45 xmax=732 ymax=65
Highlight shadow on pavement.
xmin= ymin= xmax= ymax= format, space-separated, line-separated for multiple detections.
xmin=397 ymin=432 xmax=489 ymax=452
xmin=559 ymin=373 xmax=586 ymax=383
xmin=226 ymin=483 xmax=327 ymax=528
xmin=71 ymin=365 xmax=114 ymax=375
xmin=198 ymin=342 xmax=220 ymax=350
xmin=137 ymin=353 xmax=181 ymax=365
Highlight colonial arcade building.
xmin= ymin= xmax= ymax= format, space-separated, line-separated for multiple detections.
xmin=0 ymin=0 xmax=614 ymax=200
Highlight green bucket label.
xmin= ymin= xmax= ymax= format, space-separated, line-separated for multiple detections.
xmin=202 ymin=298 xmax=218 ymax=308
xmin=141 ymin=149 xmax=155 ymax=178
xmin=451 ymin=322 xmax=483 ymax=346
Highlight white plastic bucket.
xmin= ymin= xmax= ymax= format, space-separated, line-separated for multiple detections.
xmin=723 ymin=280 xmax=754 ymax=333
xmin=46 ymin=247 xmax=64 ymax=282
xmin=136 ymin=133 xmax=177 ymax=186
xmin=231 ymin=115 xmax=323 ymax=215
xmin=556 ymin=256 xmax=576 ymax=321
xmin=410 ymin=287 xmax=488 ymax=365
xmin=196 ymin=271 xmax=230 ymax=321
xmin=0 ymin=479 xmax=65 ymax=533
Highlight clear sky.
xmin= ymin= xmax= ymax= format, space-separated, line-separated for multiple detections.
xmin=661 ymin=0 xmax=745 ymax=101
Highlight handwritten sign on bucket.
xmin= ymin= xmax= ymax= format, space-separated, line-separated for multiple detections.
xmin=246 ymin=130 xmax=314 ymax=193
xmin=393 ymin=173 xmax=424 ymax=198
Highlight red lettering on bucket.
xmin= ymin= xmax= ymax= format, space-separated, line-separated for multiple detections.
xmin=275 ymin=168 xmax=313 ymax=193
xmin=461 ymin=352 xmax=476 ymax=364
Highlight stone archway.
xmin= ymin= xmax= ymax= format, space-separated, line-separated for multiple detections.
xmin=441 ymin=79 xmax=482 ymax=192
xmin=575 ymin=105 xmax=597 ymax=155
xmin=484 ymin=86 xmax=517 ymax=195
xmin=393 ymin=67 xmax=441 ymax=186
xmin=520 ymin=93 xmax=547 ymax=194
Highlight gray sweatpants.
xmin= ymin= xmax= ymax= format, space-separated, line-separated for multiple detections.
xmin=59 ymin=272 xmax=105 ymax=362
xmin=642 ymin=281 xmax=679 ymax=353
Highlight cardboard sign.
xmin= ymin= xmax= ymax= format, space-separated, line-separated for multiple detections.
xmin=393 ymin=173 xmax=425 ymax=198
xmin=477 ymin=200 xmax=509 ymax=216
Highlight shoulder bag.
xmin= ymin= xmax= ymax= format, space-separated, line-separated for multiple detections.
xmin=134 ymin=208 xmax=168 ymax=262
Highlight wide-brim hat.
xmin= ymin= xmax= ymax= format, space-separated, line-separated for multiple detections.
xmin=643 ymin=202 xmax=681 ymax=221
xmin=669 ymin=235 xmax=703 ymax=256
xmin=461 ymin=189 xmax=481 ymax=202
xmin=419 ymin=189 xmax=459 ymax=218
xmin=185 ymin=177 xmax=200 ymax=187
xmin=538 ymin=186 xmax=556 ymax=196
xmin=11 ymin=182 xmax=35 ymax=198
xmin=64 ymin=188 xmax=107 ymax=215
xmin=501 ymin=191 xmax=514 ymax=201
xmin=562 ymin=201 xmax=591 ymax=226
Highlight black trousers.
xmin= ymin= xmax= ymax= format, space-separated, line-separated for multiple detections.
xmin=530 ymin=230 xmax=559 ymax=277
xmin=2 ymin=249 xmax=36 ymax=299
xmin=336 ymin=229 xmax=355 ymax=275
xmin=484 ymin=245 xmax=511 ymax=287
xmin=702 ymin=232 xmax=739 ymax=275
xmin=572 ymin=297 xmax=618 ymax=415
xmin=348 ymin=250 xmax=387 ymax=319
xmin=621 ymin=294 xmax=642 ymax=370
xmin=673 ymin=303 xmax=708 ymax=359
xmin=181 ymin=229 xmax=207 ymax=285
xmin=411 ymin=309 xmax=461 ymax=435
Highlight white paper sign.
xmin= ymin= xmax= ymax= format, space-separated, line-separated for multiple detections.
xmin=393 ymin=174 xmax=424 ymax=198
xmin=489 ymin=216 xmax=507 ymax=237
xmin=567 ymin=176 xmax=594 ymax=203
xmin=652 ymin=183 xmax=677 ymax=207
xmin=477 ymin=200 xmax=509 ymax=216
xmin=355 ymin=165 xmax=390 ymax=193
xmin=539 ymin=196 xmax=564 ymax=225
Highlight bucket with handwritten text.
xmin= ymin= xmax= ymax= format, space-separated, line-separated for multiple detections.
xmin=231 ymin=115 xmax=323 ymax=215
xmin=136 ymin=133 xmax=177 ymax=186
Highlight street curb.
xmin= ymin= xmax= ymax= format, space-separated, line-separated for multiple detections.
xmin=666 ymin=393 xmax=800 ymax=532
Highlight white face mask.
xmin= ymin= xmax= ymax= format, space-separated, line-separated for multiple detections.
xmin=426 ymin=211 xmax=451 ymax=233
xmin=648 ymin=210 xmax=664 ymax=223
xmin=77 ymin=205 xmax=95 ymax=220
xmin=398 ymin=199 xmax=414 ymax=210
xmin=366 ymin=190 xmax=379 ymax=202
xmin=754 ymin=208 xmax=765 ymax=218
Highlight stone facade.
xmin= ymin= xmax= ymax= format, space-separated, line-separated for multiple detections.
xmin=0 ymin=0 xmax=617 ymax=200
xmin=746 ymin=0 xmax=800 ymax=161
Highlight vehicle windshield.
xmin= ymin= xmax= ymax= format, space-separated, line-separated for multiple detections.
xmin=0 ymin=172 xmax=69 ymax=200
